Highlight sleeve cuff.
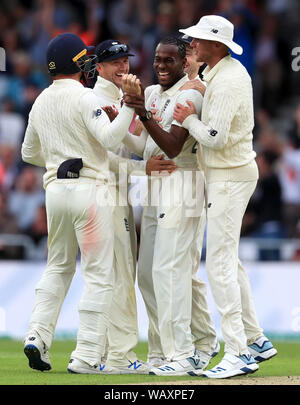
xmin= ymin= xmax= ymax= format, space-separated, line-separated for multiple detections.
xmin=182 ymin=114 xmax=198 ymax=130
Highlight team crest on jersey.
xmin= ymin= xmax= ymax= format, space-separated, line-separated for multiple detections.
xmin=93 ymin=108 xmax=102 ymax=118
xmin=151 ymin=97 xmax=158 ymax=110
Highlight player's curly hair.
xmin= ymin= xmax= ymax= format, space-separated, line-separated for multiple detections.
xmin=158 ymin=36 xmax=186 ymax=59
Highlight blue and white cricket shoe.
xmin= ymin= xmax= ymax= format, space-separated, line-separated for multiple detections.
xmin=149 ymin=353 xmax=207 ymax=376
xmin=248 ymin=336 xmax=277 ymax=363
xmin=101 ymin=359 xmax=152 ymax=374
xmin=211 ymin=341 xmax=221 ymax=358
xmin=202 ymin=353 xmax=259 ymax=379
xmin=67 ymin=358 xmax=106 ymax=374
xmin=24 ymin=331 xmax=51 ymax=372
xmin=194 ymin=342 xmax=221 ymax=371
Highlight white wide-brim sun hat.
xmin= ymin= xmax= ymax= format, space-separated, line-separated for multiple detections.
xmin=179 ymin=15 xmax=243 ymax=55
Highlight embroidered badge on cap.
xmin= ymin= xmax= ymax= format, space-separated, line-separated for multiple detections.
xmin=49 ymin=61 xmax=56 ymax=70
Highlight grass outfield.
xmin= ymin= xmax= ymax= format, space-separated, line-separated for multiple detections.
xmin=0 ymin=339 xmax=299 ymax=385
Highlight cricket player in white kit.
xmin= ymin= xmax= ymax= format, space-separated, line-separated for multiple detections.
xmin=92 ymin=39 xmax=176 ymax=374
xmin=22 ymin=33 xmax=142 ymax=374
xmin=174 ymin=15 xmax=278 ymax=378
xmin=124 ymin=37 xmax=218 ymax=376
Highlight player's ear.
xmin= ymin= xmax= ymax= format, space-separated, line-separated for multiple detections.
xmin=96 ymin=62 xmax=102 ymax=75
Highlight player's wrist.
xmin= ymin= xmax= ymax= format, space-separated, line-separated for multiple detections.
xmin=139 ymin=110 xmax=153 ymax=122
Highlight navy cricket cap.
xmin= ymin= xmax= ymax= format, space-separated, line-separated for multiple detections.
xmin=46 ymin=32 xmax=95 ymax=76
xmin=179 ymin=34 xmax=193 ymax=45
xmin=95 ymin=39 xmax=134 ymax=63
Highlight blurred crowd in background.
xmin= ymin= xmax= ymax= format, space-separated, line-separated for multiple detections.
xmin=0 ymin=0 xmax=300 ymax=261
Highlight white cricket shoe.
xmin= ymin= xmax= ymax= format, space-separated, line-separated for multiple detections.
xmin=194 ymin=340 xmax=221 ymax=369
xmin=101 ymin=359 xmax=152 ymax=374
xmin=149 ymin=353 xmax=207 ymax=376
xmin=24 ymin=331 xmax=51 ymax=372
xmin=202 ymin=353 xmax=259 ymax=379
xmin=148 ymin=357 xmax=166 ymax=367
xmin=67 ymin=358 xmax=106 ymax=374
xmin=248 ymin=336 xmax=277 ymax=362
xmin=211 ymin=341 xmax=221 ymax=358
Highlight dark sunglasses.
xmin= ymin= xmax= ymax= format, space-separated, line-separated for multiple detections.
xmin=99 ymin=44 xmax=129 ymax=59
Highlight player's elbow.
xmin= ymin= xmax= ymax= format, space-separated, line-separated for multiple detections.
xmin=21 ymin=147 xmax=32 ymax=164
xmin=166 ymin=151 xmax=179 ymax=159
xmin=165 ymin=146 xmax=182 ymax=159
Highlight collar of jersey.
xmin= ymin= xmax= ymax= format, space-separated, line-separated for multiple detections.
xmin=202 ymin=54 xmax=231 ymax=83
xmin=51 ymin=78 xmax=83 ymax=87
xmin=160 ymin=74 xmax=189 ymax=97
xmin=94 ymin=76 xmax=122 ymax=101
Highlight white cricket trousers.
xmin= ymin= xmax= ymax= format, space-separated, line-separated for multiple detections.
xmin=206 ymin=180 xmax=263 ymax=356
xmin=106 ymin=194 xmax=139 ymax=366
xmin=138 ymin=169 xmax=216 ymax=361
xmin=28 ymin=181 xmax=114 ymax=366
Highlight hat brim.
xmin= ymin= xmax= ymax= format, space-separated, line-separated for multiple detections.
xmin=179 ymin=27 xmax=243 ymax=55
xmin=98 ymin=52 xmax=135 ymax=62
xmin=87 ymin=45 xmax=95 ymax=52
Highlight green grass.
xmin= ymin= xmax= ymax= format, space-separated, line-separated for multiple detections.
xmin=0 ymin=339 xmax=299 ymax=385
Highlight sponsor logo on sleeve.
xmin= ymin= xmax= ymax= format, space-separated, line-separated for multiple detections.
xmin=208 ymin=128 xmax=218 ymax=137
xmin=93 ymin=108 xmax=102 ymax=118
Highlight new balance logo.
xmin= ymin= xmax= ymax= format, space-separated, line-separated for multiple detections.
xmin=209 ymin=366 xmax=226 ymax=373
xmin=159 ymin=213 xmax=165 ymax=219
xmin=128 ymin=362 xmax=142 ymax=370
xmin=93 ymin=108 xmax=102 ymax=118
xmin=209 ymin=128 xmax=218 ymax=137
xmin=188 ymin=357 xmax=200 ymax=367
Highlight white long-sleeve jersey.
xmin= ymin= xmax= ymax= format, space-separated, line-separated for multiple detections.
xmin=93 ymin=76 xmax=146 ymax=176
xmin=123 ymin=74 xmax=203 ymax=169
xmin=182 ymin=55 xmax=258 ymax=183
xmin=21 ymin=78 xmax=135 ymax=188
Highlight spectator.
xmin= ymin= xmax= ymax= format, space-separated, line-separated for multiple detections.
xmin=8 ymin=166 xmax=45 ymax=233
xmin=27 ymin=204 xmax=48 ymax=246
xmin=0 ymin=143 xmax=20 ymax=192
xmin=0 ymin=191 xmax=24 ymax=259
xmin=253 ymin=14 xmax=283 ymax=115
xmin=278 ymin=145 xmax=300 ymax=239
xmin=242 ymin=150 xmax=285 ymax=260
xmin=221 ymin=2 xmax=259 ymax=76
xmin=6 ymin=51 xmax=49 ymax=118
xmin=287 ymin=104 xmax=300 ymax=149
xmin=0 ymin=98 xmax=25 ymax=148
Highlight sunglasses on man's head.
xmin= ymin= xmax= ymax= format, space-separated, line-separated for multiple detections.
xmin=99 ymin=44 xmax=129 ymax=59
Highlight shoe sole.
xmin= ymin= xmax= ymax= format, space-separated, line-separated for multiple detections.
xmin=252 ymin=348 xmax=278 ymax=363
xmin=149 ymin=369 xmax=203 ymax=376
xmin=67 ymin=367 xmax=103 ymax=374
xmin=202 ymin=363 xmax=259 ymax=379
xmin=24 ymin=344 xmax=51 ymax=372
xmin=103 ymin=370 xmax=151 ymax=375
